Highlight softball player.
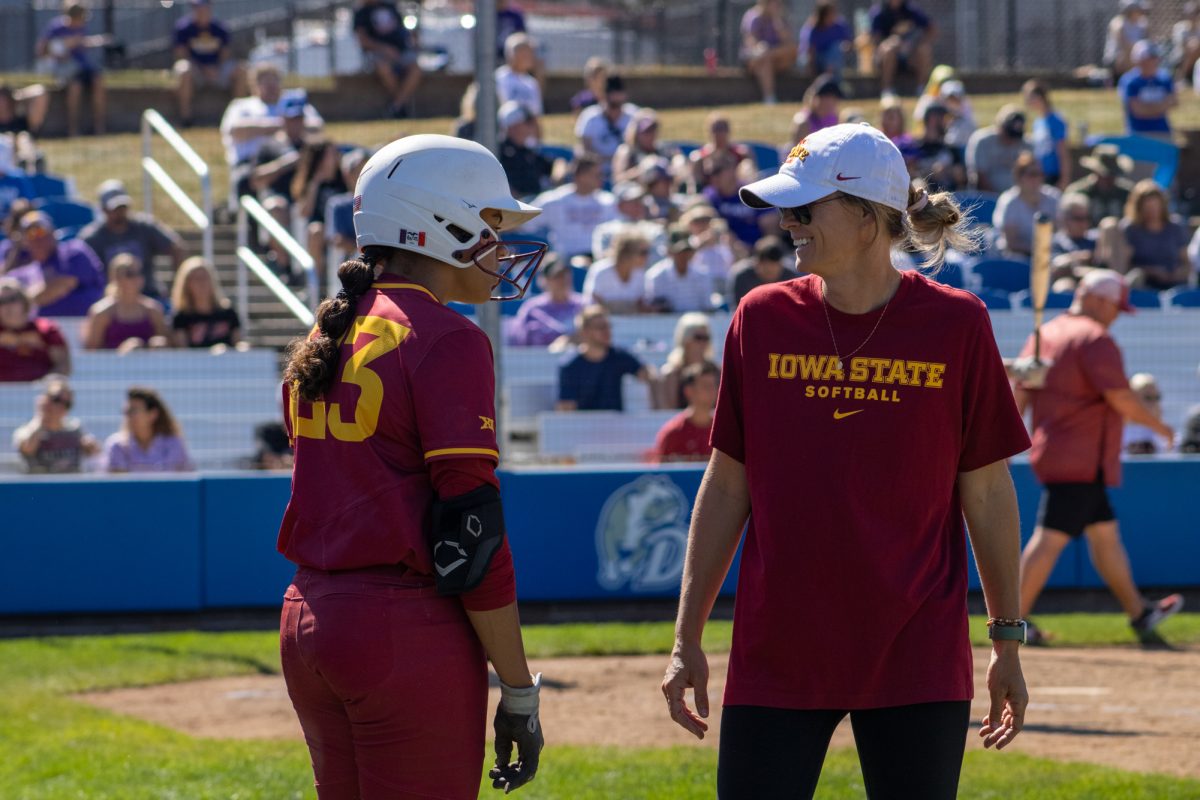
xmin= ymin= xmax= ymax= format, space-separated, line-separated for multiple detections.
xmin=662 ymin=124 xmax=1032 ymax=799
xmin=278 ymin=134 xmax=547 ymax=799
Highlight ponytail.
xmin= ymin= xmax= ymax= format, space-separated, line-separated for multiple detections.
xmin=843 ymin=182 xmax=981 ymax=271
xmin=284 ymin=247 xmax=384 ymax=401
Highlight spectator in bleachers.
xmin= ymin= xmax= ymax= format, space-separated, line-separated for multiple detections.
xmin=741 ymin=0 xmax=797 ymax=106
xmin=556 ymin=304 xmax=653 ymax=412
xmin=0 ymin=199 xmax=36 ymax=275
xmin=683 ymin=205 xmax=737 ymax=295
xmin=83 ymin=254 xmax=170 ymax=352
xmin=1097 ymin=179 xmax=1190 ymax=290
xmin=36 ymin=2 xmax=107 ymax=137
xmin=1066 ymin=144 xmax=1135 ymax=226
xmin=506 ymin=254 xmax=585 ymax=347
xmin=13 ymin=375 xmax=98 ymax=473
xmin=498 ymin=101 xmax=552 ymax=199
xmin=790 ymin=74 xmax=844 ymax=145
xmin=246 ymin=420 xmax=293 ymax=470
xmin=324 ymin=148 xmax=369 ymax=263
xmin=575 ymin=74 xmax=637 ymax=172
xmin=291 ymin=138 xmax=348 ymax=277
xmin=170 ymin=256 xmax=242 ymax=349
xmin=221 ymin=65 xmax=323 ymax=200
xmin=592 ymin=183 xmax=666 ymax=262
xmin=913 ymin=64 xmax=956 ymax=122
xmin=613 ymin=110 xmax=671 ymax=184
xmin=1181 ymin=406 xmax=1200 ymax=454
xmin=798 ymin=1 xmax=853 ymax=81
xmin=0 ymin=85 xmax=49 ymax=171
xmin=645 ymin=226 xmax=713 ymax=313
xmin=1022 ymin=80 xmax=1070 ymax=191
xmin=655 ymin=312 xmax=716 ymax=410
xmin=1105 ymin=0 xmax=1150 ymax=79
xmin=496 ymin=0 xmax=527 ymax=61
xmin=639 ymin=156 xmax=681 ymax=223
xmin=451 ymin=80 xmax=477 ymax=141
xmin=353 ymin=0 xmax=422 ymax=118
xmin=7 ymin=210 xmax=104 ymax=317
xmin=1051 ymin=194 xmax=1099 ymax=286
xmin=870 ymin=0 xmax=935 ymax=98
xmin=1119 ymin=40 xmax=1177 ymax=139
xmin=690 ymin=113 xmax=754 ymax=191
xmin=1174 ymin=2 xmax=1200 ymax=84
xmin=169 ymin=257 xmax=242 ymax=349
xmin=993 ymin=152 xmax=1061 ymax=259
xmin=531 ymin=154 xmax=616 ymax=261
xmin=570 ymin=57 xmax=610 ymax=116
xmin=728 ymin=235 xmax=799 ymax=308
xmin=583 ymin=229 xmax=651 ymax=314
xmin=496 ymin=33 xmax=543 ymax=120
xmin=910 ymin=102 xmax=965 ymax=192
xmin=938 ymin=80 xmax=977 ymax=149
xmin=703 ymin=154 xmax=777 ymax=249
xmin=173 ymin=0 xmax=245 ymax=128
xmin=652 ymin=361 xmax=719 ymax=463
xmin=104 ymin=386 xmax=192 ymax=473
xmin=1123 ymin=373 xmax=1168 ymax=454
xmin=966 ymin=105 xmax=1031 ymax=193
xmin=80 ymin=180 xmax=184 ymax=301
xmin=879 ymin=96 xmax=917 ymax=161
xmin=0 ymin=279 xmax=70 ymax=382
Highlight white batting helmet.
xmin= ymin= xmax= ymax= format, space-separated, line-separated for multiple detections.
xmin=353 ymin=134 xmax=548 ymax=300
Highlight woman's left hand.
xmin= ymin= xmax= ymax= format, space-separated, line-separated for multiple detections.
xmin=979 ymin=643 xmax=1027 ymax=750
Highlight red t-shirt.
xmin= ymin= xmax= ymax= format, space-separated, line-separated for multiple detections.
xmin=1018 ymin=313 xmax=1128 ymax=487
xmin=711 ymin=271 xmax=1030 ymax=710
xmin=278 ymin=278 xmax=515 ymax=611
xmin=0 ymin=318 xmax=65 ymax=382
xmin=653 ymin=411 xmax=713 ymax=462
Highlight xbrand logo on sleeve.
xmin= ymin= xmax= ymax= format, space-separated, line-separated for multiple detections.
xmin=399 ymin=229 xmax=426 ymax=247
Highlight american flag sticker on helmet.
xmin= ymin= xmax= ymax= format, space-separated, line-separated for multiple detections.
xmin=353 ymin=195 xmax=362 ymax=212
xmin=399 ymin=229 xmax=426 ymax=247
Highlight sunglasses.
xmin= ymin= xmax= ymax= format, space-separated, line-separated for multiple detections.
xmin=784 ymin=194 xmax=845 ymax=225
xmin=1142 ymin=393 xmax=1162 ymax=402
xmin=0 ymin=294 xmax=23 ymax=305
xmin=47 ymin=394 xmax=71 ymax=406
xmin=689 ymin=332 xmax=711 ymax=341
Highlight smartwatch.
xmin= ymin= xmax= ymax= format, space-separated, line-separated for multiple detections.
xmin=987 ymin=620 xmax=1027 ymax=644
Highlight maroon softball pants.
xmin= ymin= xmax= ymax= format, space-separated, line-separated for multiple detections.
xmin=280 ymin=566 xmax=488 ymax=799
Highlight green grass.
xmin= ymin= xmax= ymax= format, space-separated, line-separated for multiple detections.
xmin=0 ymin=616 xmax=1197 ymax=798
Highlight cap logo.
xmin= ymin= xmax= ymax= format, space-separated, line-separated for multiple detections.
xmin=836 ymin=172 xmax=861 ymax=181
xmin=399 ymin=229 xmax=426 ymax=247
xmin=785 ymin=142 xmax=810 ymax=164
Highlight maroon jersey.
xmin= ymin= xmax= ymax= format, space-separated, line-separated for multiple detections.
xmin=279 ymin=278 xmax=502 ymax=573
xmin=711 ymin=271 xmax=1030 ymax=710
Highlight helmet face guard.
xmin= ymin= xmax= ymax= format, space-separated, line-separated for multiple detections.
xmin=453 ymin=229 xmax=549 ymax=301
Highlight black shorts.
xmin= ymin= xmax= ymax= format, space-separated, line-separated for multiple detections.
xmin=1037 ymin=478 xmax=1115 ymax=537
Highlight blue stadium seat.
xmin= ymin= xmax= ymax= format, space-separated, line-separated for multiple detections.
xmin=743 ymin=141 xmax=783 ymax=173
xmin=1166 ymin=287 xmax=1200 ymax=308
xmin=27 ymin=173 xmax=70 ymax=201
xmin=37 ymin=198 xmax=96 ymax=231
xmin=929 ymin=262 xmax=965 ymax=289
xmin=954 ymin=191 xmax=999 ymax=230
xmin=1128 ymin=289 xmax=1163 ymax=310
xmin=970 ymin=287 xmax=1013 ymax=310
xmin=539 ymin=144 xmax=575 ymax=164
xmin=0 ymin=173 xmax=34 ymax=218
xmin=1089 ymin=135 xmax=1179 ymax=188
xmin=1014 ymin=289 xmax=1072 ymax=309
xmin=972 ymin=258 xmax=1030 ymax=293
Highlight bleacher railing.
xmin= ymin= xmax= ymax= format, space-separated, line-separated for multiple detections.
xmin=236 ymin=195 xmax=318 ymax=330
xmin=140 ymin=109 xmax=213 ymax=267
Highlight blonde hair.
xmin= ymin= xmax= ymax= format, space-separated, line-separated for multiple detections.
xmin=666 ymin=312 xmax=714 ymax=370
xmin=612 ymin=229 xmax=651 ymax=264
xmin=840 ymin=183 xmax=979 ymax=268
xmin=1125 ymin=179 xmax=1170 ymax=227
xmin=105 ymin=253 xmax=143 ymax=297
xmin=171 ymin=257 xmax=229 ymax=314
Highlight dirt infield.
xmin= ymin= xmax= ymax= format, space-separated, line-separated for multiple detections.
xmin=78 ymin=646 xmax=1200 ymax=779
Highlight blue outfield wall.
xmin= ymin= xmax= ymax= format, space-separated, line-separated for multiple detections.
xmin=0 ymin=459 xmax=1197 ymax=615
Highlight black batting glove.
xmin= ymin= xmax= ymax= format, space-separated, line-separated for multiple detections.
xmin=489 ymin=673 xmax=543 ymax=794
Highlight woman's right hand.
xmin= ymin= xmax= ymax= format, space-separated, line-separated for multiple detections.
xmin=661 ymin=639 xmax=710 ymax=739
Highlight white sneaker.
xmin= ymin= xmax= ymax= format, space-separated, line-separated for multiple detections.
xmin=1132 ymin=593 xmax=1184 ymax=639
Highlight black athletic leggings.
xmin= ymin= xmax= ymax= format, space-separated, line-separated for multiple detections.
xmin=718 ymin=701 xmax=971 ymax=800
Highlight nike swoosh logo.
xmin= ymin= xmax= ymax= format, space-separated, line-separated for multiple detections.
xmin=833 ymin=409 xmax=864 ymax=420
xmin=836 ymin=173 xmax=861 ymax=181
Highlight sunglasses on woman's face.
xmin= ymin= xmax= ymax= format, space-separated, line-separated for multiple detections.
xmin=690 ymin=331 xmax=711 ymax=342
xmin=784 ymin=194 xmax=844 ymax=225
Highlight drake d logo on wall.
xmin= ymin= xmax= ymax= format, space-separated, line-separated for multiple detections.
xmin=595 ymin=475 xmax=691 ymax=592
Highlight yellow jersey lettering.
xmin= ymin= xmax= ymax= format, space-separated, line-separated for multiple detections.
xmin=926 ymin=363 xmax=946 ymax=389
xmin=292 ymin=396 xmax=327 ymax=440
xmin=849 ymin=357 xmax=870 ymax=382
xmin=907 ymin=361 xmax=930 ymax=386
xmin=867 ymin=388 xmax=879 ymax=401
xmin=817 ymin=385 xmax=830 ymax=398
xmin=854 ymin=387 xmax=865 ymax=399
xmin=868 ymin=358 xmax=889 ymax=382
xmin=797 ymin=355 xmax=825 ymax=380
xmin=479 ymin=416 xmax=496 ymax=431
xmin=886 ymin=360 xmax=911 ymax=386
xmin=779 ymin=354 xmax=798 ymax=379
xmin=820 ymin=358 xmax=844 ymax=382
xmin=768 ymin=353 xmax=781 ymax=378
xmin=805 ymin=385 xmax=815 ymax=398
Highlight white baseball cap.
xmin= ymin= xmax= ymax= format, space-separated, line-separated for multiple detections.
xmin=740 ymin=123 xmax=909 ymax=214
xmin=1078 ymin=268 xmax=1134 ymax=313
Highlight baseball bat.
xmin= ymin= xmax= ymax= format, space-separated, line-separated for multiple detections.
xmin=1030 ymin=212 xmax=1053 ymax=362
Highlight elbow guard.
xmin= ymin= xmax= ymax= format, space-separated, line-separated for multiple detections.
xmin=429 ymin=484 xmax=506 ymax=595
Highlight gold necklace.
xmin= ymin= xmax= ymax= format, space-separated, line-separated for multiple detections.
xmin=820 ymin=283 xmax=893 ymax=372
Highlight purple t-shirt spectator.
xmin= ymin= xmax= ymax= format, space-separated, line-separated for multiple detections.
xmin=703 ymin=185 xmax=771 ymax=247
xmin=40 ymin=17 xmax=96 ymax=70
xmin=801 ymin=19 xmax=853 ymax=57
xmin=174 ymin=16 xmax=231 ymax=66
xmin=870 ymin=1 xmax=931 ymax=38
xmin=7 ymin=239 xmax=105 ymax=317
xmin=506 ymin=291 xmax=586 ymax=346
xmin=742 ymin=8 xmax=784 ymax=48
xmin=104 ymin=432 xmax=192 ymax=473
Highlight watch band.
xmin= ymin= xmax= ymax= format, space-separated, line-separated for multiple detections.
xmin=987 ymin=620 xmax=1027 ymax=643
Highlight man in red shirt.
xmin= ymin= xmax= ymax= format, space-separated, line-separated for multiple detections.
xmin=0 ymin=278 xmax=70 ymax=382
xmin=652 ymin=361 xmax=718 ymax=462
xmin=1011 ymin=269 xmax=1182 ymax=644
